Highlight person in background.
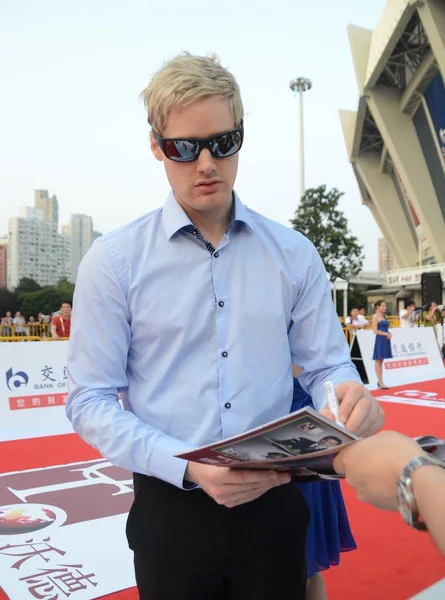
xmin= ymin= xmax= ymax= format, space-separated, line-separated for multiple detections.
xmin=334 ymin=431 xmax=445 ymax=557
xmin=344 ymin=308 xmax=362 ymax=331
xmin=13 ymin=311 xmax=26 ymax=337
xmin=357 ymin=306 xmax=369 ymax=327
xmin=51 ymin=301 xmax=72 ymax=340
xmin=372 ymin=300 xmax=392 ymax=390
xmin=424 ymin=302 xmax=445 ymax=327
xmin=28 ymin=315 xmax=37 ymax=336
xmin=1 ymin=312 xmax=13 ymax=337
xmin=399 ymin=300 xmax=416 ymax=329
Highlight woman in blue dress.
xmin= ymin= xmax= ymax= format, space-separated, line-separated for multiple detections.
xmin=291 ymin=374 xmax=356 ymax=600
xmin=372 ymin=300 xmax=392 ymax=389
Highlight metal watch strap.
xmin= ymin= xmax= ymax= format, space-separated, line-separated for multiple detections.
xmin=398 ymin=455 xmax=445 ymax=530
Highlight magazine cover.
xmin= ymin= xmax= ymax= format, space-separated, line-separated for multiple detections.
xmin=177 ymin=407 xmax=360 ymax=480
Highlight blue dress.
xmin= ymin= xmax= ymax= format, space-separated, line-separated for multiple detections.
xmin=292 ymin=379 xmax=356 ymax=578
xmin=372 ymin=318 xmax=393 ymax=360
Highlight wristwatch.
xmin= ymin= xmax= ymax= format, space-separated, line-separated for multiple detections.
xmin=397 ymin=455 xmax=445 ymax=530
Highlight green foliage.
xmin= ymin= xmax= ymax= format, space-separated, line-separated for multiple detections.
xmin=0 ymin=288 xmax=17 ymax=317
xmin=335 ymin=284 xmax=368 ymax=315
xmin=15 ymin=277 xmax=41 ymax=297
xmin=0 ymin=278 xmax=75 ymax=320
xmin=20 ymin=288 xmax=62 ymax=319
xmin=290 ymin=185 xmax=365 ymax=282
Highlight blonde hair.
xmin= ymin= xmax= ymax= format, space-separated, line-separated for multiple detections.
xmin=141 ymin=52 xmax=244 ymax=134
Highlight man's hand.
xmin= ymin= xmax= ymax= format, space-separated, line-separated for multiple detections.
xmin=320 ymin=381 xmax=384 ymax=437
xmin=333 ymin=431 xmax=426 ymax=510
xmin=185 ymin=462 xmax=291 ymax=508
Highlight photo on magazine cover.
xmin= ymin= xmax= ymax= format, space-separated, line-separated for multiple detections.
xmin=218 ymin=414 xmax=354 ymax=462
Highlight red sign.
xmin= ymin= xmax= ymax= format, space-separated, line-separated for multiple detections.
xmin=385 ymin=358 xmax=429 ymax=370
xmin=9 ymin=394 xmax=68 ymax=411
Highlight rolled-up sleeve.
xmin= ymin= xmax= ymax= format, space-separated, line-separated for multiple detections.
xmin=288 ymin=237 xmax=361 ymax=410
xmin=66 ymin=240 xmax=194 ymax=488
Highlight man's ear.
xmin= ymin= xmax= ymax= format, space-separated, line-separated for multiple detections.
xmin=150 ymin=132 xmax=163 ymax=162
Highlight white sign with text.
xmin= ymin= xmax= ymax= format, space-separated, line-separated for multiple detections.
xmin=0 ymin=341 xmax=73 ymax=441
xmin=356 ymin=327 xmax=444 ymax=389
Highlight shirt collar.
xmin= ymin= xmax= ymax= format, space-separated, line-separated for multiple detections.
xmin=162 ymin=190 xmax=255 ymax=240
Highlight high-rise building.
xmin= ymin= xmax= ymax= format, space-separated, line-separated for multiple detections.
xmin=34 ymin=189 xmax=59 ymax=225
xmin=0 ymin=237 xmax=7 ymax=289
xmin=70 ymin=214 xmax=94 ymax=282
xmin=7 ymin=208 xmax=70 ymax=289
xmin=378 ymin=238 xmax=399 ymax=273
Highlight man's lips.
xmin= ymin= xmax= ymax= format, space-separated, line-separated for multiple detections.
xmin=195 ymin=180 xmax=222 ymax=193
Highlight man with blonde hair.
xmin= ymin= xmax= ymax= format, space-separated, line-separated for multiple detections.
xmin=67 ymin=53 xmax=383 ymax=599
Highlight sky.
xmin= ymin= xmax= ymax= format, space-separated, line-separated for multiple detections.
xmin=0 ymin=0 xmax=388 ymax=269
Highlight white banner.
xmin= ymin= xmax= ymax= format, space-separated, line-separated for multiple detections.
xmin=0 ymin=459 xmax=135 ymax=600
xmin=356 ymin=327 xmax=444 ymax=389
xmin=0 ymin=341 xmax=73 ymax=441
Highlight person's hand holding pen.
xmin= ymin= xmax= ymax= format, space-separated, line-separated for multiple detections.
xmin=320 ymin=381 xmax=384 ymax=437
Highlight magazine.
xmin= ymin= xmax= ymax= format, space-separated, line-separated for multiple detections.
xmin=176 ymin=407 xmax=445 ymax=481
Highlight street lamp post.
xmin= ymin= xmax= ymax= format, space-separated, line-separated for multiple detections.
xmin=289 ymin=77 xmax=312 ymax=201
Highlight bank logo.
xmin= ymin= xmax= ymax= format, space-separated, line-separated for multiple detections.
xmin=6 ymin=368 xmax=29 ymax=391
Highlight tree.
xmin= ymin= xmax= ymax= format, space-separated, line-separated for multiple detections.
xmin=56 ymin=278 xmax=75 ymax=304
xmin=336 ymin=284 xmax=368 ymax=315
xmin=0 ymin=288 xmax=17 ymax=318
xmin=20 ymin=288 xmax=63 ymax=320
xmin=15 ymin=277 xmax=41 ymax=296
xmin=290 ymin=185 xmax=364 ymax=282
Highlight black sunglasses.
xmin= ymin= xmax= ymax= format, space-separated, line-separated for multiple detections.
xmin=152 ymin=121 xmax=244 ymax=163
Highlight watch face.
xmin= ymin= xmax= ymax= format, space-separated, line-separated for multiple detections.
xmin=397 ymin=481 xmax=413 ymax=526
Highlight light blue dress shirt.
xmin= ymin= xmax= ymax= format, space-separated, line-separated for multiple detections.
xmin=66 ymin=192 xmax=360 ymax=489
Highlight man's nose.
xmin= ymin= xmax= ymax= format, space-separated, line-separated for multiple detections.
xmin=196 ymin=148 xmax=217 ymax=174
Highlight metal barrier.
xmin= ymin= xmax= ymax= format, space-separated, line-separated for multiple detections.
xmin=0 ymin=324 xmax=51 ymax=338
xmin=0 ymin=336 xmax=43 ymax=342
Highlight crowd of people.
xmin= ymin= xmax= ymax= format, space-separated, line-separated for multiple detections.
xmin=0 ymin=301 xmax=72 ymax=339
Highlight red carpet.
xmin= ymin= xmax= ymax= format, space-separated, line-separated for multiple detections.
xmin=1 ymin=378 xmax=445 ymax=600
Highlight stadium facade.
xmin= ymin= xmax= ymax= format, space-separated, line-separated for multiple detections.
xmin=340 ymin=0 xmax=445 ymax=279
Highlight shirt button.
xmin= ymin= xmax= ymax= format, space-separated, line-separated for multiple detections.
xmin=225 ymin=402 xmax=232 ymax=409
xmin=222 ymin=351 xmax=228 ymax=358
xmin=214 ymin=252 xmax=219 ymax=258
xmin=218 ymin=301 xmax=224 ymax=307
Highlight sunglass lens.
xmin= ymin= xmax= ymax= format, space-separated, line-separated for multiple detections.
xmin=164 ymin=139 xmax=199 ymax=162
xmin=211 ymin=131 xmax=242 ymax=158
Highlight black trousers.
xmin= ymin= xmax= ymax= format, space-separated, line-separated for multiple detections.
xmin=126 ymin=474 xmax=310 ymax=600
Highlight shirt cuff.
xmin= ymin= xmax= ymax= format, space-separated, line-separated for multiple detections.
xmin=310 ymin=368 xmax=362 ymax=411
xmin=149 ymin=436 xmax=197 ymax=490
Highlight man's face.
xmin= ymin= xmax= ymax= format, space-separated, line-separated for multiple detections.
xmin=351 ymin=309 xmax=359 ymax=320
xmin=151 ymin=96 xmax=239 ymax=218
xmin=61 ymin=303 xmax=71 ymax=318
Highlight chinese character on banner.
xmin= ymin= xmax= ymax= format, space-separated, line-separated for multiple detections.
xmin=0 ymin=538 xmax=65 ymax=570
xmin=19 ymin=564 xmax=97 ymax=599
xmin=62 ymin=395 xmax=68 ymax=404
xmin=408 ymin=343 xmax=415 ymax=351
xmin=16 ymin=398 xmax=25 ymax=408
xmin=47 ymin=396 xmax=56 ymax=405
xmin=416 ymin=343 xmax=423 ymax=350
xmin=32 ymin=398 xmax=41 ymax=407
xmin=392 ymin=345 xmax=399 ymax=355
xmin=41 ymin=366 xmax=56 ymax=383
xmin=400 ymin=344 xmax=407 ymax=353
